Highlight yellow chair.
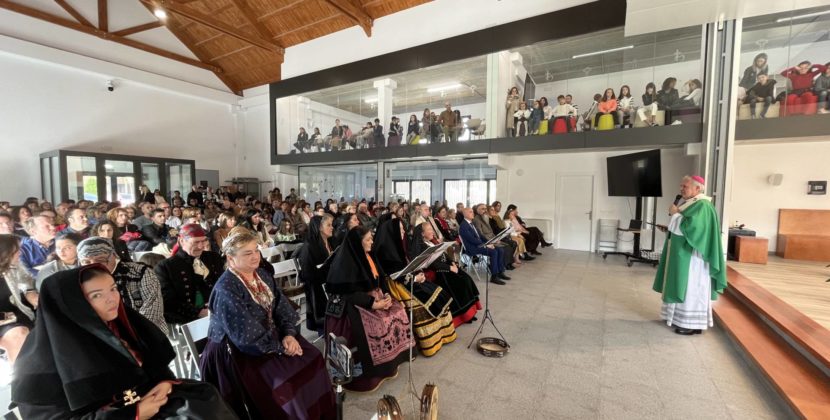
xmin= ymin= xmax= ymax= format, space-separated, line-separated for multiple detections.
xmin=596 ymin=113 xmax=615 ymax=131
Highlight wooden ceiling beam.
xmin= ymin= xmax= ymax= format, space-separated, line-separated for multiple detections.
xmin=111 ymin=21 xmax=163 ymax=37
xmin=98 ymin=0 xmax=107 ymax=32
xmin=323 ymin=0 xmax=372 ymax=37
xmin=143 ymin=0 xmax=283 ymax=54
xmin=273 ymin=14 xmax=338 ymax=40
xmin=229 ymin=0 xmax=284 ymax=49
xmin=54 ymin=0 xmax=93 ymax=27
xmin=0 ymin=0 xmax=222 ymax=73
xmin=257 ymin=0 xmax=305 ymax=21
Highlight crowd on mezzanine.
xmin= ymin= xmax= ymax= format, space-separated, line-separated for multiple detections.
xmin=0 ymin=183 xmax=552 ymax=418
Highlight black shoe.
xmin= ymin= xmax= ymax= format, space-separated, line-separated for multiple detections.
xmin=541 ymin=242 xmax=553 ymax=248
xmin=490 ymin=277 xmax=506 ymax=285
xmin=674 ymin=327 xmax=702 ymax=335
xmin=530 ymin=250 xmax=542 ymax=256
xmin=506 ymin=264 xmax=515 ymax=270
xmin=521 ymin=254 xmax=536 ymax=261
xmin=498 ymin=273 xmax=511 ymax=280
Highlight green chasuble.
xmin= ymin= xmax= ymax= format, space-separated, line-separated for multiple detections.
xmin=652 ymin=197 xmax=728 ymax=303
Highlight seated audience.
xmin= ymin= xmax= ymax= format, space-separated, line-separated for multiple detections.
xmin=12 ymin=265 xmax=234 ymax=419
xmin=514 ymin=101 xmax=531 ymax=136
xmin=617 ymin=85 xmax=636 ymax=128
xmin=435 ymin=206 xmax=459 ymax=241
xmin=0 ymin=235 xmax=36 ymax=364
xmin=332 ymin=213 xmax=358 ymax=248
xmin=657 ymin=77 xmax=680 ymax=110
xmin=551 ymin=95 xmax=577 ymax=132
xmin=814 ymin=63 xmax=830 ymax=114
xmin=239 ymin=208 xmax=272 ymax=247
xmin=91 ymin=220 xmax=132 ymax=262
xmin=357 ymin=202 xmax=377 ymax=231
xmin=639 ymin=82 xmax=660 ymax=126
xmin=132 ymin=202 xmax=155 ymax=228
xmin=414 ymin=204 xmax=444 ymax=241
xmin=297 ymin=215 xmax=334 ymax=335
xmin=744 ymin=73 xmax=777 ymax=119
xmin=325 ymin=226 xmax=413 ymax=391
xmin=504 ymin=204 xmax=552 ymax=254
xmin=490 ymin=205 xmax=532 ymax=261
xmin=77 ymin=237 xmax=168 ymax=334
xmin=373 ymin=217 xmax=456 ymax=357
xmin=406 ymin=114 xmax=419 ymax=144
xmin=594 ymin=88 xmax=618 ymax=128
xmin=530 ymin=99 xmax=544 ymax=134
xmin=459 ymin=208 xmax=510 ymax=285
xmin=781 ymin=60 xmax=826 ymax=115
xmin=0 ymin=211 xmax=15 ymax=235
xmin=62 ymin=207 xmax=90 ymax=238
xmin=213 ymin=211 xmax=236 ymax=248
xmin=310 ymin=127 xmax=324 ymax=152
xmin=411 ymin=222 xmax=481 ymax=326
xmin=36 ymin=231 xmax=82 ymax=289
xmin=677 ymin=79 xmax=703 ymax=108
xmin=155 ymin=224 xmax=224 ymax=325
xmin=13 ymin=207 xmax=32 ymax=237
xmin=274 ymin=219 xmax=299 ymax=244
xmin=19 ymin=215 xmax=56 ymax=277
xmin=200 ymin=230 xmax=336 ymax=419
xmin=473 ymin=204 xmax=518 ymax=267
xmin=738 ymin=53 xmax=769 ymax=101
xmin=141 ymin=208 xmax=177 ymax=249
xmin=294 ymin=127 xmax=309 ymax=153
xmin=372 ymin=117 xmax=385 ymax=147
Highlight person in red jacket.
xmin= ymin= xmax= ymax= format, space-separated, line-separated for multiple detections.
xmin=781 ymin=60 xmax=827 ymax=116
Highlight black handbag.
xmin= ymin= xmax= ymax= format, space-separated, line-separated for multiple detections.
xmin=154 ymin=380 xmax=238 ymax=419
xmin=325 ymin=295 xmax=346 ymax=318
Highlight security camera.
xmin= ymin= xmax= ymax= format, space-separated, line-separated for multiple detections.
xmin=106 ymin=80 xmax=114 ymax=92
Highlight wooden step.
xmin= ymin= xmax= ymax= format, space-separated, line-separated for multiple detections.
xmin=713 ymin=268 xmax=830 ymax=418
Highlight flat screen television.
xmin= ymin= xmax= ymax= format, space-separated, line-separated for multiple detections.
xmin=606 ymin=149 xmax=663 ymax=197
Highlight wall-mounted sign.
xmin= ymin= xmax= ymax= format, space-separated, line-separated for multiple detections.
xmin=808 ymin=181 xmax=826 ymax=195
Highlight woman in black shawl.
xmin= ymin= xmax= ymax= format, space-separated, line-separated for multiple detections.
xmin=11 ymin=265 xmax=234 ymax=419
xmin=411 ymin=222 xmax=482 ymax=327
xmin=296 ymin=214 xmax=334 ymax=335
xmin=325 ymin=226 xmax=412 ymax=392
xmin=372 ymin=217 xmax=456 ymax=357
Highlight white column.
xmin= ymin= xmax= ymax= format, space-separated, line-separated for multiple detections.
xmin=373 ymin=78 xmax=397 ymax=133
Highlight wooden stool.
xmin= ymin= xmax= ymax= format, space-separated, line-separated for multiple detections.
xmin=736 ymin=236 xmax=769 ymax=264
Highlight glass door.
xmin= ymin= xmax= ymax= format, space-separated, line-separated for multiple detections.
xmin=141 ymin=163 xmax=161 ymax=195
xmin=104 ymin=160 xmax=136 ymax=205
xmin=167 ymin=163 xmax=193 ymax=201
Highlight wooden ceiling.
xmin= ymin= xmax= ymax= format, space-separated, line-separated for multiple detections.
xmin=0 ymin=0 xmax=432 ymax=94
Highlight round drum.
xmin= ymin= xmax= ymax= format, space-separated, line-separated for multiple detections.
xmin=420 ymin=384 xmax=438 ymax=420
xmin=476 ymin=337 xmax=510 ymax=358
xmin=377 ymin=395 xmax=403 ymax=420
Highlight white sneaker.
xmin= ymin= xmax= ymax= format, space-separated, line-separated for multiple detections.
xmin=671 ymin=120 xmax=683 ymax=125
xmin=819 ymin=108 xmax=829 ymax=114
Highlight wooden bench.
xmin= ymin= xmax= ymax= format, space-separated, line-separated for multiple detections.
xmin=735 ymin=236 xmax=768 ymax=264
xmin=777 ymin=209 xmax=830 ymax=261
xmin=713 ymin=268 xmax=830 ymax=418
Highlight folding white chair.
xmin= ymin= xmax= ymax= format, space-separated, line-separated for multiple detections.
xmin=178 ymin=315 xmax=211 ymax=380
xmin=459 ymin=240 xmax=490 ymax=282
xmin=133 ymin=251 xmax=153 ymax=262
xmin=272 ymin=259 xmax=306 ymax=319
xmin=259 ymin=245 xmax=281 ymax=259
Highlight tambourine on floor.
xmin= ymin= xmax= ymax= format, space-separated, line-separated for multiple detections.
xmin=476 ymin=337 xmax=510 ymax=358
xmin=376 ymin=383 xmax=438 ymax=420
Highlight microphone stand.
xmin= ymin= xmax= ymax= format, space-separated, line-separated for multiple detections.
xmin=466 ymin=249 xmax=509 ymax=350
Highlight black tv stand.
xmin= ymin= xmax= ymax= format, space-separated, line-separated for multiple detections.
xmin=602 ymin=196 xmax=659 ymax=267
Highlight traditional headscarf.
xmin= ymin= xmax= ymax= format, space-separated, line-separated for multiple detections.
xmin=325 ymin=227 xmax=382 ymax=295
xmin=12 ymin=265 xmax=175 ymax=413
xmin=76 ymin=237 xmax=115 ymax=259
xmin=299 ymin=216 xmax=330 ymax=267
xmin=372 ymin=217 xmax=408 ymax=274
xmin=409 ymin=223 xmax=433 ymax=261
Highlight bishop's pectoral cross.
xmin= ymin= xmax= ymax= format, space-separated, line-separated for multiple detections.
xmin=123 ymin=389 xmax=141 ymax=405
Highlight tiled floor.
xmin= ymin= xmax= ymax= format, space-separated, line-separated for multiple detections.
xmin=338 ymin=250 xmax=793 ymax=419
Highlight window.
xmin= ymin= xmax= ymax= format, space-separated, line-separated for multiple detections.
xmin=443 ymin=179 xmax=497 ymax=207
xmin=394 ymin=181 xmax=410 ymax=201
xmin=411 ymin=181 xmax=432 ymax=204
xmin=66 ymin=156 xmax=97 ymax=202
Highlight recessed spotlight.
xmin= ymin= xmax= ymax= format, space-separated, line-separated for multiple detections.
xmin=154 ymin=9 xmax=167 ymax=19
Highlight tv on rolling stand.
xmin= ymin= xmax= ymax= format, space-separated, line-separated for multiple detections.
xmin=603 ymin=149 xmax=663 ymax=267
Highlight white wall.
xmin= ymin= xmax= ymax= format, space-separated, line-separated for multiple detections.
xmin=494 ymin=147 xmax=696 ymax=251
xmin=0 ymin=53 xmax=239 ymax=204
xmin=729 ymin=139 xmax=830 ymax=251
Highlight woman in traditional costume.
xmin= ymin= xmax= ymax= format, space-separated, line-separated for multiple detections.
xmin=200 ymin=230 xmax=336 ymax=419
xmin=325 ymin=226 xmax=413 ymax=392
xmin=410 ymin=222 xmax=481 ymax=327
xmin=373 ymin=218 xmax=456 ymax=356
xmin=296 ymin=215 xmax=334 ymax=335
xmin=12 ymin=265 xmax=234 ymax=419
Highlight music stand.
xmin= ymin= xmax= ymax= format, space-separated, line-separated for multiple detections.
xmin=466 ymin=227 xmax=512 ymax=352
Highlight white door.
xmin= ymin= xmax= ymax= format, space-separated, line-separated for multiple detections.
xmin=556 ymin=174 xmax=594 ymax=251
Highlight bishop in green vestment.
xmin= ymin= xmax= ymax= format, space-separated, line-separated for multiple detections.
xmin=653 ymin=175 xmax=727 ymax=335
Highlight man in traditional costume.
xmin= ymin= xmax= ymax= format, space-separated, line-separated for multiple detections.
xmin=653 ymin=175 xmax=727 ymax=335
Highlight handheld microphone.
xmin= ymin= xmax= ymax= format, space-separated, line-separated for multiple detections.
xmin=673 ymin=194 xmax=682 ymax=206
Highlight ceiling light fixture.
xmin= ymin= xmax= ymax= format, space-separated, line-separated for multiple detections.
xmin=427 ymin=83 xmax=462 ymax=93
xmin=154 ymin=8 xmax=168 ymax=19
xmin=776 ymin=9 xmax=830 ymax=23
xmin=572 ymin=45 xmax=634 ymax=59
xmin=364 ymin=97 xmax=378 ymax=104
